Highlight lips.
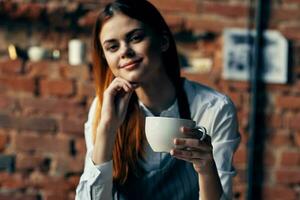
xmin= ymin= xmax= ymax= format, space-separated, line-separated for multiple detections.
xmin=120 ymin=58 xmax=143 ymax=69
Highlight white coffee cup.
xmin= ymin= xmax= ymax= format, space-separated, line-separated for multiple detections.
xmin=145 ymin=116 xmax=206 ymax=153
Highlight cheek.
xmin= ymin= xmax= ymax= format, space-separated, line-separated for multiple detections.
xmin=103 ymin=54 xmax=119 ymax=75
xmin=104 ymin=53 xmax=116 ymax=67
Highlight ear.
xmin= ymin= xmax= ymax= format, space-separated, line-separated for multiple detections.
xmin=160 ymin=33 xmax=170 ymax=52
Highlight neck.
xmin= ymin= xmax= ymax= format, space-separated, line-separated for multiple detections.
xmin=135 ymin=73 xmax=176 ymax=116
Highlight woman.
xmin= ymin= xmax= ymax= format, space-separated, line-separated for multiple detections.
xmin=76 ymin=0 xmax=240 ymax=199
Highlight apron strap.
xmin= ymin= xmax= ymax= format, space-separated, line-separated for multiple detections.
xmin=177 ymin=78 xmax=191 ymax=120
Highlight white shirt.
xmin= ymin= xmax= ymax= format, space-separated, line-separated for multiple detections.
xmin=75 ymin=79 xmax=240 ymax=200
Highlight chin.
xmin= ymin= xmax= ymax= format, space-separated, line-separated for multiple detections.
xmin=122 ymin=72 xmax=144 ymax=83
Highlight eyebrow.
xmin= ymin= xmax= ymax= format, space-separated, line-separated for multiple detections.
xmin=102 ymin=28 xmax=145 ymax=45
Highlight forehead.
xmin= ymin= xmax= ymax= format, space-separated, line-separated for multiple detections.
xmin=99 ymin=13 xmax=144 ymax=42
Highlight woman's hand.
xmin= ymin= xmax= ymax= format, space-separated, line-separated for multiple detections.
xmin=92 ymin=77 xmax=138 ymax=164
xmin=170 ymin=127 xmax=214 ymax=174
xmin=170 ymin=127 xmax=223 ymax=200
xmin=100 ymin=77 xmax=138 ymax=132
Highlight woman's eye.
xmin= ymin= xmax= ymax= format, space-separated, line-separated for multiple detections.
xmin=130 ymin=34 xmax=144 ymax=42
xmin=106 ymin=44 xmax=118 ymax=52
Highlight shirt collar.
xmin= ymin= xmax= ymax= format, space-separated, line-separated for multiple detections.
xmin=138 ymin=99 xmax=180 ymax=117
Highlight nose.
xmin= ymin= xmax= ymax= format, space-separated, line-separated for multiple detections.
xmin=120 ymin=43 xmax=135 ymax=59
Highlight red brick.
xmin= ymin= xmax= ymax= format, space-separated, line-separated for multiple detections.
xmin=15 ymin=154 xmax=45 ymax=171
xmin=263 ymin=169 xmax=274 ymax=184
xmin=288 ymin=113 xmax=300 ymax=131
xmin=0 ymin=172 xmax=10 ymax=183
xmin=241 ymin=93 xmax=250 ymax=109
xmin=0 ymin=76 xmax=35 ymax=93
xmin=78 ymin=10 xmax=99 ymax=27
xmin=202 ymin=2 xmax=249 ymax=18
xmin=26 ymin=61 xmax=55 ymax=78
xmin=265 ymin=114 xmax=283 ymax=129
xmin=44 ymin=32 xmax=72 ymax=50
xmin=182 ymin=71 xmax=218 ymax=88
xmin=292 ymin=44 xmax=300 ymax=69
xmin=52 ymin=155 xmax=84 ymax=175
xmin=0 ymin=113 xmax=13 ymax=129
xmin=13 ymin=133 xmax=70 ymax=155
xmin=276 ymin=169 xmax=300 ymax=184
xmin=283 ymin=0 xmax=300 ymax=3
xmin=1 ymin=1 xmax=14 ymax=13
xmin=235 ymin=168 xmax=247 ymax=183
xmin=0 ymin=193 xmax=38 ymax=200
xmin=227 ymin=81 xmax=250 ymax=92
xmin=68 ymin=192 xmax=76 ymax=200
xmin=150 ymin=0 xmax=199 ymax=13
xmin=238 ymin=128 xmax=249 ymax=145
xmin=186 ymin=16 xmax=247 ymax=33
xmin=9 ymin=3 xmax=45 ymax=20
xmin=237 ymin=110 xmax=250 ymax=134
xmin=40 ymin=79 xmax=74 ymax=97
xmin=0 ymin=95 xmax=15 ymax=111
xmin=32 ymin=173 xmax=72 ymax=192
xmin=75 ymin=138 xmax=86 ymax=157
xmin=276 ymin=95 xmax=300 ymax=110
xmin=293 ymin=80 xmax=300 ymax=93
xmin=60 ymin=118 xmax=85 ymax=137
xmin=1 ymin=173 xmax=28 ymax=190
xmin=265 ymin=83 xmax=294 ymax=93
xmin=232 ymin=182 xmax=246 ymax=200
xmin=77 ymin=81 xmax=95 ymax=98
xmin=263 ymin=149 xmax=276 ymax=166
xmin=267 ymin=129 xmax=292 ymax=146
xmin=0 ymin=59 xmax=23 ymax=75
xmin=226 ymin=92 xmax=242 ymax=109
xmin=0 ymin=84 xmax=8 ymax=95
xmin=0 ymin=130 xmax=8 ymax=152
xmin=279 ymin=24 xmax=300 ymax=41
xmin=19 ymin=97 xmax=86 ymax=117
xmin=272 ymin=7 xmax=300 ymax=22
xmin=280 ymin=150 xmax=300 ymax=167
xmin=262 ymin=185 xmax=297 ymax=200
xmin=233 ymin=146 xmax=247 ymax=165
xmin=293 ymin=131 xmax=300 ymax=147
xmin=68 ymin=175 xmax=80 ymax=190
xmin=59 ymin=63 xmax=90 ymax=81
xmin=163 ymin=14 xmax=185 ymax=30
xmin=17 ymin=116 xmax=57 ymax=132
xmin=43 ymin=192 xmax=69 ymax=200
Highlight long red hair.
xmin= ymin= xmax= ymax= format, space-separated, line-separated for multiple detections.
xmin=91 ymin=0 xmax=182 ymax=185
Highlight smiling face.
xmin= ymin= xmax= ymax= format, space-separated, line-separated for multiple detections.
xmin=99 ymin=13 xmax=165 ymax=84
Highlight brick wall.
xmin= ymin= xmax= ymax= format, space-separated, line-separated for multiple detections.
xmin=0 ymin=0 xmax=300 ymax=199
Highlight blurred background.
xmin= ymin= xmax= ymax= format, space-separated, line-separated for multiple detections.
xmin=0 ymin=0 xmax=300 ymax=199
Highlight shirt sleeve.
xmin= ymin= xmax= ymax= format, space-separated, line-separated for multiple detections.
xmin=75 ymin=98 xmax=114 ymax=200
xmin=210 ymin=96 xmax=241 ymax=199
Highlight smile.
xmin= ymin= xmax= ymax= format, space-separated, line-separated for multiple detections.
xmin=120 ymin=58 xmax=143 ymax=70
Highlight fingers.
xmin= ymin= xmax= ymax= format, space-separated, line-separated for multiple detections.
xmin=106 ymin=77 xmax=136 ymax=96
xmin=118 ymin=89 xmax=133 ymax=111
xmin=181 ymin=127 xmax=210 ymax=142
xmin=170 ymin=134 xmax=214 ymax=173
xmin=103 ymin=78 xmax=138 ymax=105
xmin=170 ymin=148 xmax=212 ymax=160
xmin=173 ymin=137 xmax=212 ymax=152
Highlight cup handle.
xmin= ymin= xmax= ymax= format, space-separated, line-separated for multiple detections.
xmin=194 ymin=126 xmax=208 ymax=141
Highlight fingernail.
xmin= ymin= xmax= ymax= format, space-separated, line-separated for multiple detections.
xmin=170 ymin=149 xmax=174 ymax=155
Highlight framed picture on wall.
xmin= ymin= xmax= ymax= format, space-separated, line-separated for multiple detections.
xmin=223 ymin=28 xmax=288 ymax=84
